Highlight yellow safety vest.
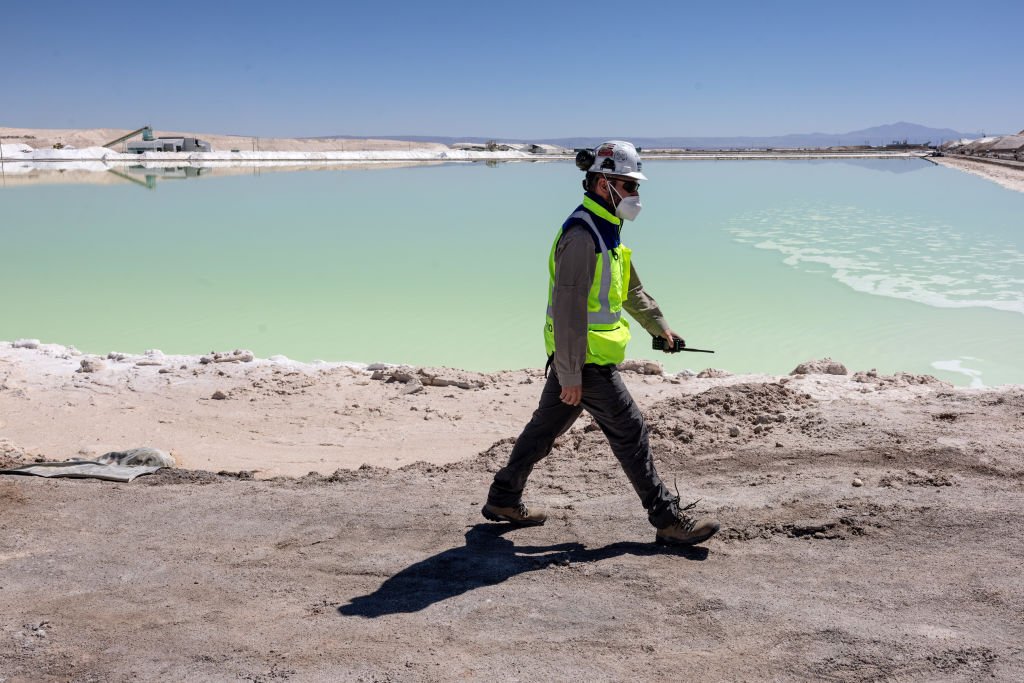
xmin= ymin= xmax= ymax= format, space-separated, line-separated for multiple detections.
xmin=544 ymin=196 xmax=632 ymax=366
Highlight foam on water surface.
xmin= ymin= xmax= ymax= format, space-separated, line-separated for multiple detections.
xmin=728 ymin=204 xmax=1024 ymax=315
xmin=931 ymin=359 xmax=985 ymax=388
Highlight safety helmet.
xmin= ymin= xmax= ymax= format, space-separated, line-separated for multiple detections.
xmin=576 ymin=140 xmax=647 ymax=181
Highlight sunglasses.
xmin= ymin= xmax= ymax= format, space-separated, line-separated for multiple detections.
xmin=610 ymin=178 xmax=640 ymax=193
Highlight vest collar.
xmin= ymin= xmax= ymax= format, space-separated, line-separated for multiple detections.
xmin=583 ymin=193 xmax=622 ymax=226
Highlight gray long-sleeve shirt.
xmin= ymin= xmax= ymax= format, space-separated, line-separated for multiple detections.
xmin=551 ymin=225 xmax=669 ymax=386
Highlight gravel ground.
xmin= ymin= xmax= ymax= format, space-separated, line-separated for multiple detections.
xmin=2 ymin=366 xmax=1022 ymax=681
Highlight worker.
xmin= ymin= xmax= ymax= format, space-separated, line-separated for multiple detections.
xmin=482 ymin=140 xmax=720 ymax=546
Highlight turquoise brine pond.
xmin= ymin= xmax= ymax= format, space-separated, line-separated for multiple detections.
xmin=2 ymin=159 xmax=1022 ymax=386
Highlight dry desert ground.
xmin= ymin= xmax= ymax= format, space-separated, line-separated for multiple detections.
xmin=1 ymin=344 xmax=1022 ymax=681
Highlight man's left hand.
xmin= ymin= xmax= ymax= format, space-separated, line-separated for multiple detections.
xmin=660 ymin=328 xmax=685 ymax=353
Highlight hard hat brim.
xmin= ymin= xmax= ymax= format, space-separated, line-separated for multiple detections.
xmin=607 ymin=170 xmax=648 ymax=181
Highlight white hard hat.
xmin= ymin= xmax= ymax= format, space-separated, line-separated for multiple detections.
xmin=585 ymin=140 xmax=647 ymax=181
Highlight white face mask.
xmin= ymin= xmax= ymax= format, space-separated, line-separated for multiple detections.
xmin=607 ymin=179 xmax=643 ymax=221
xmin=616 ymin=196 xmax=643 ymax=221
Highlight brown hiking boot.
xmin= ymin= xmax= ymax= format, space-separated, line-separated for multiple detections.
xmin=481 ymin=502 xmax=547 ymax=526
xmin=656 ymin=502 xmax=720 ymax=546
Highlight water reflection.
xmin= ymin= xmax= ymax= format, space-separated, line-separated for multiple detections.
xmin=0 ymin=160 xmax=450 ymax=188
xmin=1 ymin=157 xmax=930 ymax=190
xmin=804 ymin=158 xmax=932 ymax=174
xmin=104 ymin=165 xmax=209 ymax=189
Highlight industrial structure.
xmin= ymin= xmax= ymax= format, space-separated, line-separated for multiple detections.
xmin=126 ymin=137 xmax=212 ymax=153
xmin=101 ymin=126 xmax=212 ymax=154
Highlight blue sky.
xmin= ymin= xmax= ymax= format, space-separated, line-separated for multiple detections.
xmin=2 ymin=0 xmax=1020 ymax=138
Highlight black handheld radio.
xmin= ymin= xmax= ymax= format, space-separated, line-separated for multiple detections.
xmin=652 ymin=337 xmax=715 ymax=354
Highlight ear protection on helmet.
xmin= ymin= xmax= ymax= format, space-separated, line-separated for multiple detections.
xmin=575 ymin=149 xmax=595 ymax=171
xmin=578 ymin=149 xmax=597 ymax=190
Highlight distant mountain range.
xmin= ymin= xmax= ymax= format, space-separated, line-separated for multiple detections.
xmin=321 ymin=122 xmax=993 ymax=150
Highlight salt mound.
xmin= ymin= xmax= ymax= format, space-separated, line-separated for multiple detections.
xmin=27 ymin=146 xmax=118 ymax=160
xmin=0 ymin=143 xmax=33 ymax=155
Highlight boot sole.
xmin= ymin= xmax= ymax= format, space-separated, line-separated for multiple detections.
xmin=655 ymin=524 xmax=720 ymax=547
xmin=481 ymin=505 xmax=546 ymax=526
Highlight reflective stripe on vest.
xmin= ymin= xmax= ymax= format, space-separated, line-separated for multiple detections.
xmin=545 ymin=210 xmax=622 ymax=326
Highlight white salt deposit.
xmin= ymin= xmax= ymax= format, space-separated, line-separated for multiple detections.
xmin=25 ymin=146 xmax=122 ymax=161
xmin=3 ymin=143 xmax=539 ymax=163
xmin=0 ymin=160 xmax=113 ymax=174
xmin=3 ymin=143 xmax=927 ymax=165
xmin=1 ymin=143 xmax=34 ymax=155
xmin=729 ymin=205 xmax=1024 ymax=316
xmin=931 ymin=359 xmax=984 ymax=388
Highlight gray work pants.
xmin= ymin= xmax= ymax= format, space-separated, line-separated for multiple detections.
xmin=487 ymin=364 xmax=679 ymax=529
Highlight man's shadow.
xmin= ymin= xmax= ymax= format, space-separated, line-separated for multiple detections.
xmin=338 ymin=523 xmax=707 ymax=618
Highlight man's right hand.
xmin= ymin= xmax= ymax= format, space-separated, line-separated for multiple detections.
xmin=560 ymin=385 xmax=583 ymax=406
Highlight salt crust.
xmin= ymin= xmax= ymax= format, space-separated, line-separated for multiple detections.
xmin=0 ymin=339 xmax=992 ymax=402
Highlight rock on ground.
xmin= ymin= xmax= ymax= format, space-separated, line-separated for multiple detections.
xmin=791 ymin=358 xmax=848 ymax=375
